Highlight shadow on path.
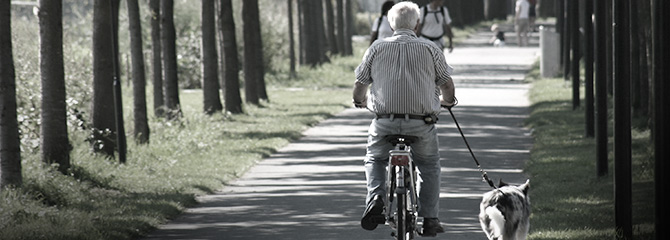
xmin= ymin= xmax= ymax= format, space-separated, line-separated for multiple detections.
xmin=143 ymin=20 xmax=540 ymax=240
xmin=144 ymin=103 xmax=532 ymax=240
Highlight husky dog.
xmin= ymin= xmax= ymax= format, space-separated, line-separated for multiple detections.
xmin=479 ymin=179 xmax=531 ymax=240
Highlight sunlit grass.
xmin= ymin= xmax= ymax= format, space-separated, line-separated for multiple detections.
xmin=525 ymin=78 xmax=655 ymax=239
xmin=0 ymin=36 xmax=360 ymax=240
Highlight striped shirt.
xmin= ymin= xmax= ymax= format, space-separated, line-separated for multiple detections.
xmin=355 ymin=29 xmax=453 ymax=115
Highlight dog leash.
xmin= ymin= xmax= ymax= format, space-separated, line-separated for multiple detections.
xmin=446 ymin=107 xmax=497 ymax=189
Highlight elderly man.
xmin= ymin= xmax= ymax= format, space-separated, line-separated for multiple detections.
xmin=353 ymin=1 xmax=455 ymax=237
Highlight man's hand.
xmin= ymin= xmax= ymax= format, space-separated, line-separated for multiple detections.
xmin=440 ymin=97 xmax=456 ymax=110
xmin=353 ymin=99 xmax=367 ymax=109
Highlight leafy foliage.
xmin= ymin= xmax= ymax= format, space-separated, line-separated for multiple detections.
xmin=4 ymin=3 xmax=362 ymax=237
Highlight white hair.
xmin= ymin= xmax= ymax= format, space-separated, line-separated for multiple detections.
xmin=387 ymin=1 xmax=420 ymax=31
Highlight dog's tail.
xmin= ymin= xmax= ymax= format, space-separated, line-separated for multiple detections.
xmin=485 ymin=205 xmax=505 ymax=239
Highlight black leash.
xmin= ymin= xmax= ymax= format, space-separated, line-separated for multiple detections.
xmin=446 ymin=107 xmax=497 ymax=189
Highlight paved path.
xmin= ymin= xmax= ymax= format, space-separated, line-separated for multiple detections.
xmin=144 ymin=25 xmax=539 ymax=240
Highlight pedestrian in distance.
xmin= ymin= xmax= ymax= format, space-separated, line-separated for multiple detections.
xmin=515 ymin=0 xmax=531 ymax=47
xmin=353 ymin=1 xmax=456 ymax=237
xmin=369 ymin=1 xmax=396 ymax=46
xmin=416 ymin=0 xmax=454 ymax=52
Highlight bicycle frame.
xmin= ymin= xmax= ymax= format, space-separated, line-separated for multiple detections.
xmin=385 ymin=138 xmax=419 ymax=240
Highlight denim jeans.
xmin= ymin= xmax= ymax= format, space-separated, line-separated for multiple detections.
xmin=364 ymin=116 xmax=441 ymax=218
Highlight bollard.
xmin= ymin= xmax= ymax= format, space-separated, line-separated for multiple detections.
xmin=540 ymin=26 xmax=560 ymax=78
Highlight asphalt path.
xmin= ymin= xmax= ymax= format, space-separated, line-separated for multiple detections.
xmin=144 ymin=26 xmax=540 ymax=240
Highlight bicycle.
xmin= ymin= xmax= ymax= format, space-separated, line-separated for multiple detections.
xmin=384 ymin=134 xmax=420 ymax=240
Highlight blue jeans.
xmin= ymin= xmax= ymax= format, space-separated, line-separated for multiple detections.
xmin=364 ymin=117 xmax=441 ymax=218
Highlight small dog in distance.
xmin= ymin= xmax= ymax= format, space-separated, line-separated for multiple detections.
xmin=479 ymin=179 xmax=530 ymax=240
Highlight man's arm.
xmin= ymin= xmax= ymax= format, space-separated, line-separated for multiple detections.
xmin=443 ymin=23 xmax=454 ymax=52
xmin=353 ymin=82 xmax=369 ymax=108
xmin=439 ymin=79 xmax=455 ymax=107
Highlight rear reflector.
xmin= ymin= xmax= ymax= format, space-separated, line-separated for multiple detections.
xmin=391 ymin=155 xmax=410 ymax=166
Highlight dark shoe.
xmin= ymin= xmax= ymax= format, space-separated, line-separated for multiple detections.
xmin=361 ymin=195 xmax=385 ymax=230
xmin=420 ymin=218 xmax=444 ymax=237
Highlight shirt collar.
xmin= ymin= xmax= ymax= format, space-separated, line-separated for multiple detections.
xmin=393 ymin=29 xmax=417 ymax=37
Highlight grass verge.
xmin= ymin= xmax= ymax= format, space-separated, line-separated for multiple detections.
xmin=525 ymin=78 xmax=655 ymax=239
xmin=0 ymin=43 xmax=364 ymax=240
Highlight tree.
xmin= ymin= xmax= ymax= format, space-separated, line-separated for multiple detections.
xmin=324 ymin=0 xmax=338 ymax=55
xmin=242 ymin=0 xmax=268 ymax=104
xmin=92 ymin=0 xmax=120 ymax=157
xmin=584 ymin=0 xmax=594 ymax=138
xmin=569 ymin=0 xmax=580 ymax=110
xmin=0 ymin=0 xmax=22 ymax=188
xmin=39 ymin=0 xmax=71 ymax=172
xmin=162 ymin=0 xmax=181 ymax=119
xmin=315 ymin=0 xmax=328 ymax=63
xmin=127 ymin=0 xmax=149 ymax=143
xmin=218 ymin=0 xmax=243 ymax=114
xmin=484 ymin=0 xmax=507 ymax=20
xmin=201 ymin=0 xmax=223 ymax=114
xmin=149 ymin=0 xmax=164 ymax=117
xmin=593 ymin=0 xmax=608 ymax=177
xmin=653 ymin=0 xmax=670 ymax=233
xmin=613 ymin=0 xmax=633 ymax=238
xmin=300 ymin=0 xmax=326 ymax=67
xmin=342 ymin=0 xmax=352 ymax=55
xmin=336 ymin=0 xmax=344 ymax=54
xmin=288 ymin=0 xmax=297 ymax=78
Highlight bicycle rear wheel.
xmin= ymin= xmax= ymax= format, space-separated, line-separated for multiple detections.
xmin=396 ymin=192 xmax=407 ymax=240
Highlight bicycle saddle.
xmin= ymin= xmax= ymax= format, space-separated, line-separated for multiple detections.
xmin=385 ymin=135 xmax=419 ymax=146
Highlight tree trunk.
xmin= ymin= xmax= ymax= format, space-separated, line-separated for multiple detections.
xmin=0 ymin=0 xmax=22 ymax=188
xmin=606 ymin=0 xmax=614 ymax=95
xmin=613 ymin=0 xmax=633 ymax=238
xmin=325 ymin=0 xmax=338 ymax=55
xmin=92 ymin=0 xmax=118 ymax=157
xmin=629 ymin=0 xmax=641 ymax=117
xmin=301 ymin=0 xmax=323 ymax=67
xmin=161 ymin=0 xmax=181 ymax=119
xmin=569 ymin=0 xmax=580 ymax=109
xmin=484 ymin=0 xmax=507 ymax=20
xmin=298 ymin=1 xmax=306 ymax=64
xmin=39 ymin=0 xmax=70 ymax=172
xmin=301 ymin=0 xmax=321 ymax=67
xmin=127 ymin=0 xmax=150 ymax=143
xmin=316 ymin=0 xmax=329 ymax=63
xmin=343 ymin=0 xmax=353 ymax=55
xmin=562 ymin=0 xmax=571 ymax=80
xmin=202 ymin=0 xmax=223 ymax=114
xmin=336 ymin=0 xmax=344 ymax=55
xmin=288 ymin=0 xmax=297 ymax=78
xmin=653 ymin=0 xmax=670 ymax=233
xmin=444 ymin=0 xmax=463 ymax=27
xmin=219 ymin=0 xmax=243 ymax=114
xmin=243 ymin=0 xmax=267 ymax=103
xmin=149 ymin=0 xmax=164 ymax=117
xmin=635 ymin=0 xmax=651 ymax=118
xmin=593 ymin=0 xmax=608 ymax=176
xmin=583 ymin=0 xmax=594 ymax=137
xmin=466 ymin=0 xmax=485 ymax=25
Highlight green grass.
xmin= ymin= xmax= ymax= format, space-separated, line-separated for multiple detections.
xmin=0 ymin=40 xmax=363 ymax=239
xmin=525 ymin=78 xmax=655 ymax=239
